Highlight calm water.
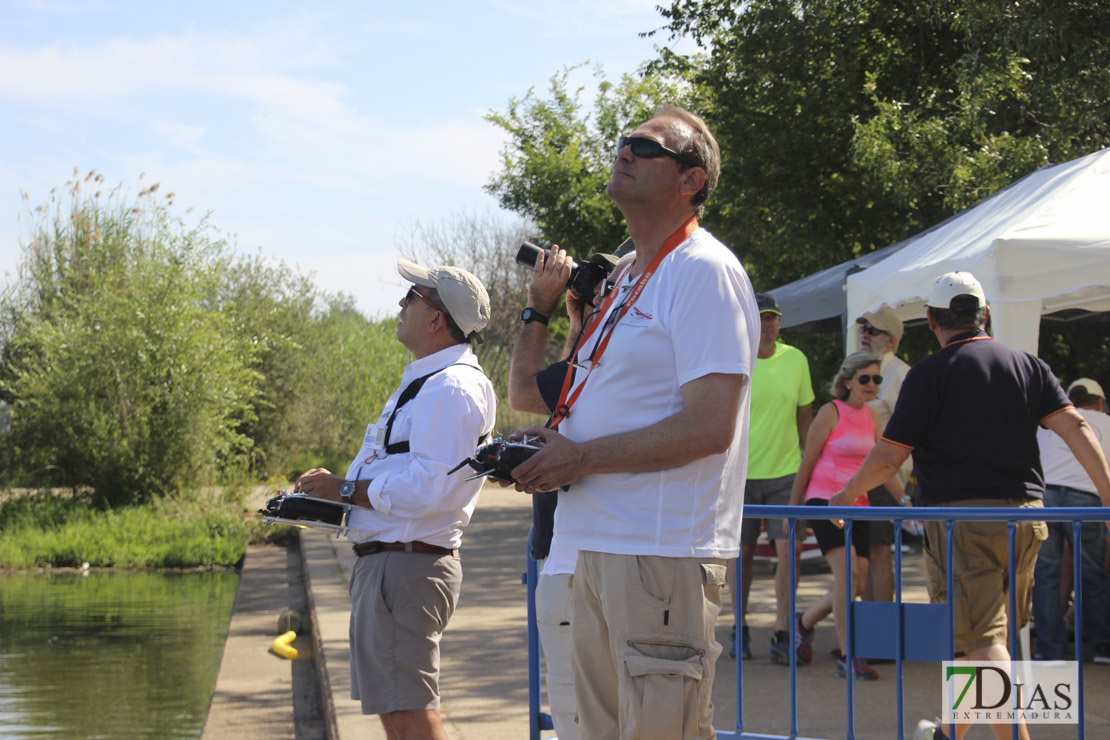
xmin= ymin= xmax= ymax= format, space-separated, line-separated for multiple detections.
xmin=0 ymin=570 xmax=238 ymax=739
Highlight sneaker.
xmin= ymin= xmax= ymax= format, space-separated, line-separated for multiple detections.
xmin=770 ymin=631 xmax=789 ymax=665
xmin=740 ymin=625 xmax=752 ymax=660
xmin=794 ymin=613 xmax=813 ymax=666
xmin=835 ymin=651 xmax=878 ymax=680
xmin=1094 ymin=645 xmax=1110 ymax=665
xmin=914 ymin=718 xmax=948 ymax=740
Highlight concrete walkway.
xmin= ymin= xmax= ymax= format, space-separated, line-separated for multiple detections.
xmin=205 ymin=486 xmax=1110 ymax=739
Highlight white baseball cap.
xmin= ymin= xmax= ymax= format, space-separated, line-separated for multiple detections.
xmin=926 ymin=271 xmax=986 ymax=311
xmin=397 ymin=259 xmax=491 ymax=339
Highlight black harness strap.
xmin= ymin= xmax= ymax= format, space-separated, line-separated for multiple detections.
xmin=382 ymin=363 xmax=489 ymax=455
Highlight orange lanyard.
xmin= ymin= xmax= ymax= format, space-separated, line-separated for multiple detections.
xmin=548 ymin=216 xmax=698 ymax=430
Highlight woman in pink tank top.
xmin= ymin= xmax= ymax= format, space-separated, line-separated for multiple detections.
xmin=784 ymin=352 xmax=910 ymax=680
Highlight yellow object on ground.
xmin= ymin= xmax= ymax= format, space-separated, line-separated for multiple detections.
xmin=272 ymin=630 xmax=298 ymax=659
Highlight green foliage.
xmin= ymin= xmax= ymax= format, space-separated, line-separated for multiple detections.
xmin=217 ymin=256 xmax=408 ymax=476
xmin=0 ymin=492 xmax=250 ymax=568
xmin=485 ymin=65 xmax=700 ymax=258
xmin=0 ymin=172 xmax=409 ymax=504
xmin=655 ymin=0 xmax=1110 ymax=291
xmin=274 ymin=303 xmax=407 ymax=475
xmin=0 ymin=174 xmax=257 ymax=505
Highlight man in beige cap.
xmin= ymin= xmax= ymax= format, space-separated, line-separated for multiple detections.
xmin=1033 ymin=377 xmax=1110 ymax=662
xmin=296 ymin=259 xmax=496 ymax=740
xmin=856 ymin=306 xmax=913 ymax=607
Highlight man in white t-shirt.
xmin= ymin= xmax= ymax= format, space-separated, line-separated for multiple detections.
xmin=856 ymin=306 xmax=913 ymax=606
xmin=511 ymin=105 xmax=758 ymax=739
xmin=1033 ymin=377 xmax=1110 ymax=662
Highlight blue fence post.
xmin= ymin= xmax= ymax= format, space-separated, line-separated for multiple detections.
xmin=788 ymin=517 xmax=800 ymax=738
xmin=1072 ymin=520 xmax=1086 ymax=740
xmin=844 ymin=518 xmax=856 ymax=740
xmin=524 ymin=528 xmax=553 ymax=740
xmin=894 ymin=521 xmax=905 ymax=740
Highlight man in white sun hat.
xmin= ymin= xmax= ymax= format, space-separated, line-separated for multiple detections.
xmin=831 ymin=270 xmax=1110 ymax=740
xmin=295 ymin=259 xmax=496 ymax=740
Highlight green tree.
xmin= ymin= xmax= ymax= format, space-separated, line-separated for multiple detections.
xmin=0 ymin=173 xmax=258 ymax=505
xmin=215 ymin=256 xmax=406 ymax=477
xmin=656 ymin=0 xmax=1110 ymax=290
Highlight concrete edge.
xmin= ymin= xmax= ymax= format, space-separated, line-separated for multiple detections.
xmin=300 ymin=530 xmax=343 ymax=740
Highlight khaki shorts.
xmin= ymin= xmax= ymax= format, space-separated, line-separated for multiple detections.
xmin=572 ymin=551 xmax=725 ymax=740
xmin=922 ymin=498 xmax=1047 ymax=654
xmin=348 ymin=550 xmax=462 ymax=714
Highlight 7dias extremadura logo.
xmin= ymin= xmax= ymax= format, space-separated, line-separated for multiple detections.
xmin=941 ymin=661 xmax=1078 ymax=725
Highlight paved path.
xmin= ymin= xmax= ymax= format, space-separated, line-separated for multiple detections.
xmin=205 ymin=486 xmax=1110 ymax=739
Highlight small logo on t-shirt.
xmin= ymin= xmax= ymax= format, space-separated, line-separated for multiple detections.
xmin=624 ymin=306 xmax=654 ymax=327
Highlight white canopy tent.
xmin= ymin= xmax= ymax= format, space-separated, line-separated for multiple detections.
xmin=845 ymin=147 xmax=1110 ymax=355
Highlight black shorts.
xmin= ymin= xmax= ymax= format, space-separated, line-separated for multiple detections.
xmin=805 ymin=499 xmax=871 ymax=559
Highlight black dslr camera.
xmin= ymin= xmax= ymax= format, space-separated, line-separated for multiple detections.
xmin=516 ymin=242 xmax=611 ymax=306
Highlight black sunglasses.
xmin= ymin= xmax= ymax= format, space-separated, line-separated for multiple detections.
xmin=856 ymin=374 xmax=883 ymax=385
xmin=616 ymin=135 xmax=702 ymax=168
xmin=861 ymin=325 xmax=888 ymax=336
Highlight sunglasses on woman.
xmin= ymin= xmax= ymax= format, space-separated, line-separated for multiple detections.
xmin=855 ymin=374 xmax=883 ymax=385
xmin=616 ymin=136 xmax=702 ymax=168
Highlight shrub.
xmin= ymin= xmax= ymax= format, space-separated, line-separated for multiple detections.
xmin=0 ymin=173 xmax=257 ymax=505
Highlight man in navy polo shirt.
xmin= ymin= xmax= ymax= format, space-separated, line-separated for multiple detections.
xmin=831 ymin=271 xmax=1110 ymax=740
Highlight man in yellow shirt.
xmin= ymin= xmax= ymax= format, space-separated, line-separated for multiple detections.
xmin=728 ymin=293 xmax=814 ymax=662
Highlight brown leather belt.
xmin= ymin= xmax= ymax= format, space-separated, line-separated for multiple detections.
xmin=353 ymin=540 xmax=457 ymax=557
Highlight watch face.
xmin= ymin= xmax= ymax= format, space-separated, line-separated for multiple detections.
xmin=521 ymin=308 xmax=547 ymax=324
xmin=339 ymin=481 xmax=356 ymax=499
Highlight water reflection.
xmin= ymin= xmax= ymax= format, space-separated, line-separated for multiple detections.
xmin=0 ymin=570 xmax=238 ymax=739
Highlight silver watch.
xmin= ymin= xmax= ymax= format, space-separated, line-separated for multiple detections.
xmin=339 ymin=480 xmax=356 ymax=502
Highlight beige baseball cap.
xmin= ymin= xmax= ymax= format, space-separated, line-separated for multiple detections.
xmin=1067 ymin=377 xmax=1106 ymax=399
xmin=856 ymin=306 xmax=904 ymax=341
xmin=397 ymin=259 xmax=491 ymax=339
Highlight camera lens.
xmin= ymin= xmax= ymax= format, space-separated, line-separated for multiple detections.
xmin=516 ymin=242 xmax=544 ymax=269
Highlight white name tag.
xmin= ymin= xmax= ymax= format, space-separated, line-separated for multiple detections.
xmin=364 ymin=423 xmax=386 ymax=450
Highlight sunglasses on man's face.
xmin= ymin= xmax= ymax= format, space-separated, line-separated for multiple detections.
xmin=405 ymin=286 xmax=442 ymax=313
xmin=861 ymin=325 xmax=888 ymax=337
xmin=616 ymin=136 xmax=702 ymax=168
xmin=855 ymin=374 xmax=883 ymax=385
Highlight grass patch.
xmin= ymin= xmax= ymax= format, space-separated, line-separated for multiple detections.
xmin=0 ymin=491 xmax=272 ymax=569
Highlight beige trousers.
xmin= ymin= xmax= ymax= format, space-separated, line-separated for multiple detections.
xmin=571 ymin=551 xmax=726 ymax=740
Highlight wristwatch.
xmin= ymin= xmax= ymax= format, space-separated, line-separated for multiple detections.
xmin=339 ymin=480 xmax=356 ymax=503
xmin=520 ymin=307 xmax=549 ymax=326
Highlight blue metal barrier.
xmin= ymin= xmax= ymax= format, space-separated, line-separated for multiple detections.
xmin=524 ymin=505 xmax=1108 ymax=739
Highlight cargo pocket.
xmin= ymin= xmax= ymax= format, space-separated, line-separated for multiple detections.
xmin=621 ymin=643 xmax=706 ymax=740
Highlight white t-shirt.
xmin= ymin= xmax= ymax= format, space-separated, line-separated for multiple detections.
xmin=554 ymin=228 xmax=758 ymax=559
xmin=1038 ymin=407 xmax=1110 ymax=494
xmin=344 ymin=343 xmax=496 ymax=549
xmin=870 ymin=352 xmax=911 ymax=432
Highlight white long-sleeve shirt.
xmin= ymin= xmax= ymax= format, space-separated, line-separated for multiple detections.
xmin=344 ymin=343 xmax=496 ymax=549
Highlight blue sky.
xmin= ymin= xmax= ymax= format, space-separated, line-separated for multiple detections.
xmin=0 ymin=0 xmax=696 ymax=318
